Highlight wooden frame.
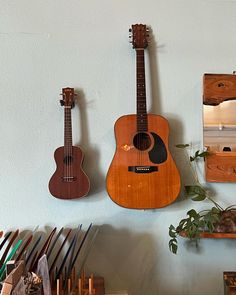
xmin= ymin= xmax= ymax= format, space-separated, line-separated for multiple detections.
xmin=203 ymin=73 xmax=236 ymax=182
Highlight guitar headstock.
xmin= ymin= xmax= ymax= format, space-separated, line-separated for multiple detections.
xmin=129 ymin=24 xmax=150 ymax=49
xmin=60 ymin=88 xmax=76 ymax=108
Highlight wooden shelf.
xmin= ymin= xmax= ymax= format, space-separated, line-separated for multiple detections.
xmin=180 ymin=231 xmax=236 ymax=239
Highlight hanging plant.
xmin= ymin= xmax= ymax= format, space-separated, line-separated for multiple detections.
xmin=169 ymin=144 xmax=236 ymax=254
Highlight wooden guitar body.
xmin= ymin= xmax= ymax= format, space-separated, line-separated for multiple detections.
xmin=106 ymin=114 xmax=180 ymax=209
xmin=49 ymin=146 xmax=90 ymax=200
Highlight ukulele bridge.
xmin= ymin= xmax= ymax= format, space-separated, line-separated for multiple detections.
xmin=128 ymin=166 xmax=158 ymax=173
xmin=61 ymin=176 xmax=77 ymax=182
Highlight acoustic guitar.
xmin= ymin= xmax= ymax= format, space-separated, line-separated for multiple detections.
xmin=106 ymin=24 xmax=180 ymax=209
xmin=49 ymin=88 xmax=90 ymax=199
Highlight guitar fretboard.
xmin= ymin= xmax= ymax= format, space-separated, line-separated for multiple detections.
xmin=136 ymin=49 xmax=147 ymax=132
xmin=64 ymin=107 xmax=72 ymax=155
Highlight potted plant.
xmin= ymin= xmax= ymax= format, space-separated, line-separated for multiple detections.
xmin=169 ymin=144 xmax=236 ymax=254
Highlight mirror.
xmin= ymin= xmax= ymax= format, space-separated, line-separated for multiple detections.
xmin=203 ymin=73 xmax=236 ymax=182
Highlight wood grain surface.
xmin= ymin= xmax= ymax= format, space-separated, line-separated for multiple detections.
xmin=106 ymin=114 xmax=180 ymax=209
xmin=203 ymin=73 xmax=236 ymax=105
xmin=49 ymin=146 xmax=90 ymax=199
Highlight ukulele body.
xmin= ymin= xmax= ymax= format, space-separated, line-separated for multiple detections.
xmin=49 ymin=146 xmax=90 ymax=199
xmin=106 ymin=114 xmax=180 ymax=209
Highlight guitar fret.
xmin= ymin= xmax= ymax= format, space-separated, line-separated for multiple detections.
xmin=136 ymin=49 xmax=148 ymax=132
xmin=64 ymin=107 xmax=73 ymax=149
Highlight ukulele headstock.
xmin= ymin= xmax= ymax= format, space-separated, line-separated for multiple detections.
xmin=60 ymin=88 xmax=76 ymax=108
xmin=129 ymin=24 xmax=150 ymax=49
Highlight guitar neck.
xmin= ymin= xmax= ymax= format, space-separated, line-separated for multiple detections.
xmin=64 ymin=106 xmax=73 ymax=152
xmin=136 ymin=49 xmax=148 ymax=132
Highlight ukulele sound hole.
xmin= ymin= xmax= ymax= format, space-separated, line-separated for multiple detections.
xmin=63 ymin=155 xmax=73 ymax=165
xmin=133 ymin=132 xmax=151 ymax=151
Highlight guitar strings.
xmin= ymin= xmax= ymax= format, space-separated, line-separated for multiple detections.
xmin=64 ymin=105 xmax=72 ymax=198
xmin=136 ymin=49 xmax=146 ymax=167
xmin=64 ymin=106 xmax=67 ymax=186
xmin=68 ymin=100 xmax=73 ymax=198
xmin=70 ymin=102 xmax=73 ymax=197
xmin=67 ymin=105 xmax=72 ymax=198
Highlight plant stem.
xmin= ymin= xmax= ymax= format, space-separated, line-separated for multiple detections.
xmin=203 ymin=191 xmax=224 ymax=211
xmin=186 ymin=145 xmax=224 ymax=211
xmin=184 ymin=146 xmax=199 ymax=183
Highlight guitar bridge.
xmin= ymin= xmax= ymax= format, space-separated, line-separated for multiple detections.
xmin=128 ymin=166 xmax=158 ymax=173
xmin=61 ymin=176 xmax=76 ymax=182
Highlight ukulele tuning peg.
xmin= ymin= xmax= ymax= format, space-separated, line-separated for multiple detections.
xmin=129 ymin=28 xmax=132 ymax=32
xmin=60 ymin=99 xmax=64 ymax=106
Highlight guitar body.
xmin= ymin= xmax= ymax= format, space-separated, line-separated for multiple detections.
xmin=49 ymin=146 xmax=90 ymax=200
xmin=106 ymin=114 xmax=180 ymax=209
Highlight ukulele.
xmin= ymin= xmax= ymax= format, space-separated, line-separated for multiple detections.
xmin=49 ymin=88 xmax=90 ymax=199
xmin=106 ymin=24 xmax=180 ymax=209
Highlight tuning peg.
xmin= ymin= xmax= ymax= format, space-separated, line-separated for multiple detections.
xmin=129 ymin=28 xmax=132 ymax=32
xmin=60 ymin=99 xmax=64 ymax=106
xmin=146 ymin=27 xmax=150 ymax=32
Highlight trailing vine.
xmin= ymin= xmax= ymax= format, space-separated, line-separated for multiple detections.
xmin=169 ymin=144 xmax=235 ymax=254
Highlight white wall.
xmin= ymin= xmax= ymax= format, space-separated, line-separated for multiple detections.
xmin=1 ymin=0 xmax=236 ymax=294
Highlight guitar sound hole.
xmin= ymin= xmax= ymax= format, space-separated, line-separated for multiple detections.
xmin=133 ymin=132 xmax=151 ymax=151
xmin=63 ymin=155 xmax=73 ymax=165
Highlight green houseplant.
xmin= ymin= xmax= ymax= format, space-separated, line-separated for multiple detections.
xmin=169 ymin=144 xmax=236 ymax=254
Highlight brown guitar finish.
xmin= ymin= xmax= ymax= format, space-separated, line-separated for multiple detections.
xmin=106 ymin=24 xmax=180 ymax=209
xmin=49 ymin=88 xmax=90 ymax=199
xmin=106 ymin=114 xmax=180 ymax=209
xmin=49 ymin=146 xmax=90 ymax=199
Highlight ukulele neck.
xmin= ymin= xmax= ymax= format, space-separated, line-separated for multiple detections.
xmin=136 ymin=49 xmax=148 ymax=132
xmin=64 ymin=106 xmax=73 ymax=152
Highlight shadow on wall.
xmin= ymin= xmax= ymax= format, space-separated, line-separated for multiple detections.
xmin=148 ymin=31 xmax=163 ymax=116
xmin=86 ymin=224 xmax=160 ymax=295
xmin=74 ymin=88 xmax=105 ymax=197
xmin=146 ymin=33 xmax=187 ymax=203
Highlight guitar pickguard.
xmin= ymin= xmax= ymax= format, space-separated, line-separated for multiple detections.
xmin=148 ymin=132 xmax=167 ymax=164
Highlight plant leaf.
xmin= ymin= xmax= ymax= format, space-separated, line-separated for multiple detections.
xmin=198 ymin=151 xmax=210 ymax=158
xmin=195 ymin=150 xmax=200 ymax=157
xmin=178 ymin=218 xmax=188 ymax=229
xmin=169 ymin=225 xmax=177 ymax=238
xmin=187 ymin=209 xmax=198 ymax=219
xmin=185 ymin=185 xmax=207 ymax=202
xmin=176 ymin=144 xmax=190 ymax=148
xmin=185 ymin=185 xmax=206 ymax=197
xmin=190 ymin=156 xmax=195 ymax=162
xmin=169 ymin=238 xmax=178 ymax=254
xmin=211 ymin=207 xmax=221 ymax=214
xmin=191 ymin=194 xmax=206 ymax=201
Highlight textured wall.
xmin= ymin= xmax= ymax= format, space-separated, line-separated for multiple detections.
xmin=1 ymin=1 xmax=236 ymax=294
